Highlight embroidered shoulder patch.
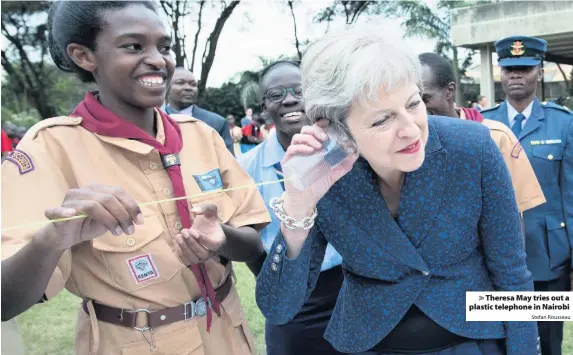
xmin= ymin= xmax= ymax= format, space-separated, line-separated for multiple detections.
xmin=511 ymin=142 xmax=523 ymax=158
xmin=5 ymin=149 xmax=35 ymax=174
xmin=126 ymin=254 xmax=159 ymax=284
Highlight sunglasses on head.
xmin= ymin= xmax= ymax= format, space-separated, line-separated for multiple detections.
xmin=264 ymin=85 xmax=303 ymax=103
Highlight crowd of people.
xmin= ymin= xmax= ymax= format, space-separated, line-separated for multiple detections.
xmin=1 ymin=1 xmax=572 ymax=355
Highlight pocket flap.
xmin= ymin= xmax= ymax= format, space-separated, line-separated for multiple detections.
xmin=92 ymin=214 xmax=164 ymax=252
xmin=545 ymin=214 xmax=566 ymax=231
xmin=531 ymin=145 xmax=564 ymax=161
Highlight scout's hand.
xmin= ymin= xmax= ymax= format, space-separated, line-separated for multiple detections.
xmin=175 ymin=204 xmax=226 ymax=265
xmin=282 ymin=121 xmax=358 ymax=219
xmin=43 ymin=185 xmax=144 ymax=252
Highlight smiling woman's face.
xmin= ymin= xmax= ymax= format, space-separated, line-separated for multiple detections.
xmin=346 ymin=82 xmax=429 ymax=174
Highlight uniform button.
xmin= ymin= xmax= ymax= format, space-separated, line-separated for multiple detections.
xmin=126 ymin=237 xmax=136 ymax=247
xmin=272 ymin=254 xmax=281 ymax=263
xmin=561 ymin=222 xmax=566 ymax=228
xmin=150 ymin=162 xmax=158 ymax=170
xmin=271 ymin=263 xmax=278 ymax=272
xmin=163 ymin=188 xmax=171 ymax=196
xmin=548 ymin=154 xmax=554 ymax=160
xmin=175 ymin=221 xmax=182 ymax=230
xmin=276 ymin=244 xmax=283 ymax=253
xmin=421 ymin=270 xmax=430 ymax=276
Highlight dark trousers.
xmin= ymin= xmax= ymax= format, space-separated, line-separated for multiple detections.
xmin=265 ymin=266 xmax=345 ymax=355
xmin=352 ymin=339 xmax=505 ymax=355
xmin=534 ymin=272 xmax=571 ymax=355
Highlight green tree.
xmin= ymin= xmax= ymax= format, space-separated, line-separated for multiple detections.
xmin=2 ymin=63 xmax=97 ymax=125
xmin=1 ymin=1 xmax=58 ymax=119
xmin=382 ymin=0 xmax=489 ymax=104
xmin=160 ymin=1 xmax=241 ymax=93
xmin=314 ymin=1 xmax=387 ymax=27
xmin=197 ymin=82 xmax=244 ymax=118
xmin=316 ymin=0 xmax=489 ymax=104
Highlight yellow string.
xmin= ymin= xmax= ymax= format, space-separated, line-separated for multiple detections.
xmin=1 ymin=178 xmax=290 ymax=233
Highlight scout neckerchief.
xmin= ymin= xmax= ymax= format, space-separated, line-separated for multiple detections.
xmin=72 ymin=92 xmax=221 ymax=330
xmin=459 ymin=107 xmax=484 ymax=122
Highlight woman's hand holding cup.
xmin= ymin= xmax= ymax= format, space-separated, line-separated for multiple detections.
xmin=282 ymin=120 xmax=358 ymax=219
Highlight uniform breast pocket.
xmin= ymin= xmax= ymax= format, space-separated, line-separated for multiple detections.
xmin=92 ymin=214 xmax=183 ymax=293
xmin=545 ymin=214 xmax=570 ymax=269
xmin=531 ymin=144 xmax=564 ymax=182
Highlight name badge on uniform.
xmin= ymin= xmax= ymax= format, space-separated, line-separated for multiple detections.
xmin=193 ymin=169 xmax=223 ymax=191
xmin=530 ymin=139 xmax=562 ymax=146
xmin=126 ymin=254 xmax=159 ymax=284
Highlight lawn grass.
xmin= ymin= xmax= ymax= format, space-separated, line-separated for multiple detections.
xmin=16 ymin=263 xmax=266 ymax=355
xmin=15 ymin=263 xmax=573 ymax=355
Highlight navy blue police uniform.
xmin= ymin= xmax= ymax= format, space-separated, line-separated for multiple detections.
xmin=481 ymin=35 xmax=573 ymax=355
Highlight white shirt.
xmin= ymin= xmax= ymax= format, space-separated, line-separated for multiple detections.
xmin=507 ymin=100 xmax=534 ymax=130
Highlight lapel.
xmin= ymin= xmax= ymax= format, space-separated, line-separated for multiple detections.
xmin=397 ymin=119 xmax=447 ymax=247
xmin=493 ymin=101 xmax=511 ymax=127
xmin=519 ymin=98 xmax=544 ymax=140
xmin=319 ymin=120 xmax=446 ymax=271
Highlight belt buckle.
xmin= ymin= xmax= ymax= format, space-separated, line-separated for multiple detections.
xmin=194 ymin=297 xmax=209 ymax=317
xmin=184 ymin=297 xmax=210 ymax=321
xmin=126 ymin=308 xmax=151 ymax=332
xmin=183 ymin=301 xmax=196 ymax=321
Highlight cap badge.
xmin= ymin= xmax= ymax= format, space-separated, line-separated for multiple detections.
xmin=510 ymin=40 xmax=525 ymax=56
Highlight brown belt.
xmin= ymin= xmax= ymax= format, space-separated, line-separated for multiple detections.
xmin=82 ymin=276 xmax=232 ymax=331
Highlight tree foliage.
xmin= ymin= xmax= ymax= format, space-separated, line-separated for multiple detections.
xmin=197 ymin=82 xmax=245 ymax=118
xmin=315 ymin=0 xmax=489 ymax=104
xmin=314 ymin=1 xmax=387 ymax=27
xmin=159 ymin=0 xmax=195 ymax=68
xmin=1 ymin=1 xmax=58 ymax=119
xmin=159 ymin=0 xmax=240 ymax=93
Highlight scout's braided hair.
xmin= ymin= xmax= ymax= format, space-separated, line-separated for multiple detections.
xmin=48 ymin=1 xmax=157 ymax=83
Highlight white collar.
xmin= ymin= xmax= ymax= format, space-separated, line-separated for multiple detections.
xmin=507 ymin=100 xmax=534 ymax=121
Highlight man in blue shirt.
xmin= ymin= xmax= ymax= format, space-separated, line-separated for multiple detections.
xmin=238 ymin=61 xmax=344 ymax=355
xmin=481 ymin=35 xmax=573 ymax=355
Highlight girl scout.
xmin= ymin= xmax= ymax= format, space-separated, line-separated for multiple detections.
xmin=1 ymin=1 xmax=269 ymax=354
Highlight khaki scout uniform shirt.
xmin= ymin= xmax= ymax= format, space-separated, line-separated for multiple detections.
xmin=460 ymin=110 xmax=546 ymax=212
xmin=1 ymin=113 xmax=270 ymax=355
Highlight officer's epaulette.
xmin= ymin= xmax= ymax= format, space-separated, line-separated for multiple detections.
xmin=479 ymin=104 xmax=501 ymax=114
xmin=170 ymin=114 xmax=197 ymax=123
xmin=28 ymin=116 xmax=83 ymax=139
xmin=541 ymin=101 xmax=573 ymax=115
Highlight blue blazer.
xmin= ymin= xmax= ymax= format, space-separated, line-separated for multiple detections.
xmin=482 ymin=99 xmax=573 ymax=281
xmin=164 ymin=105 xmax=234 ymax=155
xmin=256 ymin=116 xmax=538 ymax=354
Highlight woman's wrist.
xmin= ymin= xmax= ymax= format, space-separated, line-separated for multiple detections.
xmin=282 ymin=192 xmax=316 ymax=221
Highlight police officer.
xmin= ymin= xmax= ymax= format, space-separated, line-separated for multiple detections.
xmin=481 ymin=35 xmax=573 ymax=355
xmin=1 ymin=2 xmax=270 ymax=354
